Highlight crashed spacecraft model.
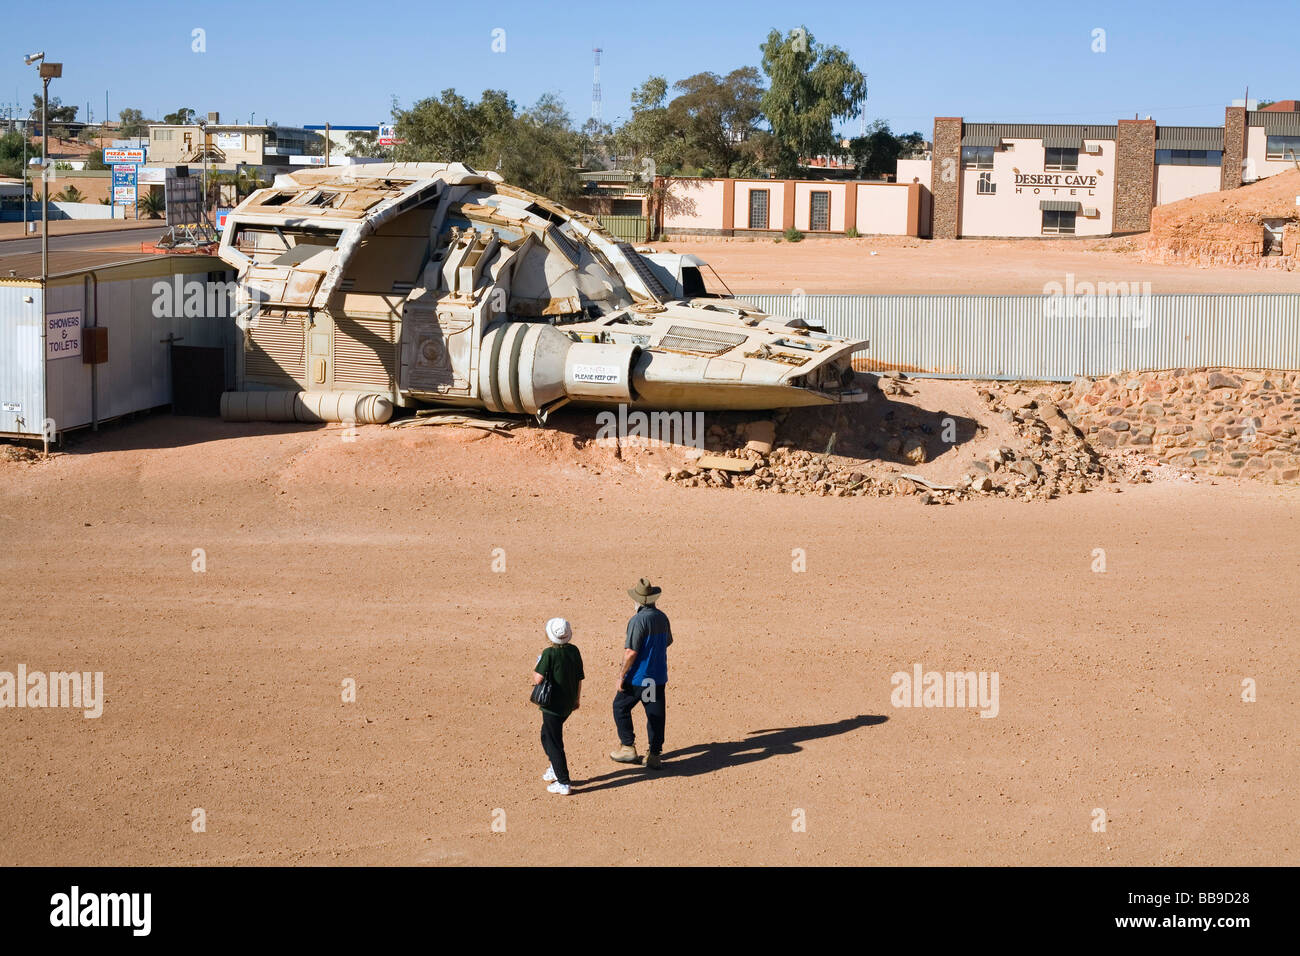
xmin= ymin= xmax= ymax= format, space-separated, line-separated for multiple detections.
xmin=216 ymin=162 xmax=869 ymax=423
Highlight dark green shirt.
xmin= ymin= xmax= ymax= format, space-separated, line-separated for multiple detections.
xmin=535 ymin=643 xmax=585 ymax=718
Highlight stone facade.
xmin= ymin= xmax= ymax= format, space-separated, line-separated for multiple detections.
xmin=1112 ymin=119 xmax=1156 ymax=234
xmin=1221 ymin=106 xmax=1246 ymax=190
xmin=1050 ymin=368 xmax=1300 ymax=481
xmin=931 ymin=117 xmax=963 ymax=239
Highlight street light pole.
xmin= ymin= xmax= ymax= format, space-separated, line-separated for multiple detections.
xmin=41 ymin=73 xmax=48 ymax=296
xmin=22 ymin=111 xmax=28 ymax=233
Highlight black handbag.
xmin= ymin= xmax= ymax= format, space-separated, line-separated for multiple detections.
xmin=530 ymin=677 xmax=554 ymax=707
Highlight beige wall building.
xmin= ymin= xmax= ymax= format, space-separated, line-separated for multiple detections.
xmin=146 ymin=124 xmax=315 ymax=169
xmin=660 ymin=177 xmax=923 ymax=238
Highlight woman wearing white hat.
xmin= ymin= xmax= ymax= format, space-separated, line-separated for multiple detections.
xmin=532 ymin=617 xmax=584 ymax=795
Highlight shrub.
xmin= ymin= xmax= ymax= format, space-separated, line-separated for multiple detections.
xmin=783 ymin=227 xmax=804 ymax=242
xmin=845 ymin=227 xmax=859 ymax=238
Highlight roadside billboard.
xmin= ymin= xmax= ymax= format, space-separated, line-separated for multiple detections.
xmin=111 ymin=164 xmax=138 ymax=206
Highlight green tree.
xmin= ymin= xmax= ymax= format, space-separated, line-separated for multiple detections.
xmin=85 ymin=148 xmax=108 ymax=171
xmin=666 ymin=67 xmax=764 ymax=175
xmin=54 ymin=184 xmax=84 ymax=203
xmin=849 ymin=120 xmax=923 ymax=179
xmin=31 ymin=94 xmax=78 ymax=124
xmin=759 ymin=26 xmax=866 ymax=175
xmin=395 ymin=89 xmax=501 ymax=164
xmin=346 ymin=128 xmax=380 ymax=156
xmin=163 ymin=107 xmax=195 ymax=125
xmin=494 ymin=93 xmax=581 ymax=199
xmin=137 ymin=188 xmax=165 ymax=218
xmin=0 ymin=131 xmax=36 ymax=178
xmin=394 ymin=89 xmax=582 ymax=198
xmin=118 ymin=107 xmax=149 ymax=137
xmin=614 ymin=76 xmax=681 ymax=178
xmin=579 ymin=117 xmax=614 ymax=169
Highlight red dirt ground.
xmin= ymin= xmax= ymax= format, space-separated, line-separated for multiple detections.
xmin=650 ymin=235 xmax=1300 ymax=294
xmin=1 ymin=413 xmax=1295 ymax=865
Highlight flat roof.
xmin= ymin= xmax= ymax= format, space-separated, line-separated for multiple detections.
xmin=0 ymin=251 xmax=224 ymax=284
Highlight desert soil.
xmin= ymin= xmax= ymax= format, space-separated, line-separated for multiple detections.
xmin=0 ymin=409 xmax=1295 ymax=866
xmin=650 ymin=235 xmax=1300 ymax=294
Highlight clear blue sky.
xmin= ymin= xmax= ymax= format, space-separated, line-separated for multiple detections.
xmin=1 ymin=0 xmax=1294 ymax=134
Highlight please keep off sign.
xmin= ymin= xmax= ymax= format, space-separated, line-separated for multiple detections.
xmin=47 ymin=310 xmax=82 ymax=360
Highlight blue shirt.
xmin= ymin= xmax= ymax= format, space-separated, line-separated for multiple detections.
xmin=625 ymin=604 xmax=672 ymax=689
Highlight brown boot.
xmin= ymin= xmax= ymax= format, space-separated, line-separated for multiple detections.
xmin=645 ymin=753 xmax=663 ymax=770
xmin=609 ymin=744 xmax=640 ymax=764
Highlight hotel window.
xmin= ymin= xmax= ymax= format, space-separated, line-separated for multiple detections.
xmin=1041 ymin=209 xmax=1076 ymax=235
xmin=1044 ymin=147 xmax=1079 ymax=171
xmin=1155 ymin=149 xmax=1223 ymax=166
xmin=976 ymin=172 xmax=996 ymax=195
xmin=961 ymin=146 xmax=994 ymax=169
xmin=809 ymin=191 xmax=830 ymax=231
xmin=1265 ymin=135 xmax=1300 ymax=161
xmin=748 ymin=189 xmax=770 ymax=230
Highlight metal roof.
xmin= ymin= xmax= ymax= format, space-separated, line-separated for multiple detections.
xmin=1155 ymin=126 xmax=1225 ymax=150
xmin=1249 ymin=110 xmax=1300 ymax=135
xmin=0 ymin=251 xmax=223 ymax=284
xmin=962 ymin=123 xmax=1117 ymax=145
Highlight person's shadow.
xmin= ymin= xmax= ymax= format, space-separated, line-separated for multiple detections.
xmin=575 ymin=714 xmax=887 ymax=792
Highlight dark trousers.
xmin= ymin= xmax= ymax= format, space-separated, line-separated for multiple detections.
xmin=612 ymin=683 xmax=666 ymax=754
xmin=540 ymin=711 xmax=570 ymax=785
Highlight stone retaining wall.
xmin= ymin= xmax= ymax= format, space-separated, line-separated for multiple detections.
xmin=1044 ymin=368 xmax=1300 ymax=481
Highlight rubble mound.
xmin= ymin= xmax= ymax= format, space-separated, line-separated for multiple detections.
xmin=661 ymin=374 xmax=1141 ymax=503
xmin=0 ymin=444 xmax=42 ymax=465
xmin=1144 ymin=168 xmax=1300 ymax=268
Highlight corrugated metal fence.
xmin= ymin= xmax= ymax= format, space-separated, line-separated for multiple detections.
xmin=738 ymin=293 xmax=1300 ymax=380
xmin=597 ymin=215 xmax=650 ymax=243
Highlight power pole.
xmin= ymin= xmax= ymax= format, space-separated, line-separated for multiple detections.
xmin=591 ymin=47 xmax=602 ymax=124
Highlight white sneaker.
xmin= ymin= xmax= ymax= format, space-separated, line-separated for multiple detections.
xmin=543 ymin=765 xmax=556 ymax=782
xmin=547 ymin=781 xmax=571 ymax=795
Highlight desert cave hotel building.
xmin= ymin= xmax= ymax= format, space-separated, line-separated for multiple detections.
xmin=915 ymin=103 xmax=1299 ymax=238
xmin=659 ymin=102 xmax=1299 ymax=240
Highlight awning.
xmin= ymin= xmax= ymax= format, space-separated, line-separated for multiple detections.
xmin=1041 ymin=134 xmax=1082 ymax=149
xmin=1155 ymin=126 xmax=1224 ymax=151
xmin=1040 ymin=200 xmax=1082 ymax=212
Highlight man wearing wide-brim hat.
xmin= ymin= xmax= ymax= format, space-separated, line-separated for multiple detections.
xmin=610 ymin=577 xmax=673 ymax=769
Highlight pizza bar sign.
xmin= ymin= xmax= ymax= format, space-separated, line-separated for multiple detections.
xmin=1015 ymin=172 xmax=1098 ymax=195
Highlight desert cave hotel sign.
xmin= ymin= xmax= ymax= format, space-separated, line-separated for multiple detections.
xmin=47 ymin=310 xmax=82 ymax=360
xmin=1013 ymin=171 xmax=1099 ymax=196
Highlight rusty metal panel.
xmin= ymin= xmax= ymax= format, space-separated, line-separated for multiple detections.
xmin=739 ymin=293 xmax=1300 ymax=381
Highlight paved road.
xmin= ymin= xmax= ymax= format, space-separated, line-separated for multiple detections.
xmin=0 ymin=227 xmax=168 ymax=257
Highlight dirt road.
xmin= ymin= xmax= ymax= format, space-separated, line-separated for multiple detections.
xmin=0 ymin=415 xmax=1295 ymax=865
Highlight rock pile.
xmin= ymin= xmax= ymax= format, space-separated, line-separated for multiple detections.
xmin=960 ymin=387 xmax=1114 ymax=498
xmin=662 ymin=375 xmax=1125 ymax=501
